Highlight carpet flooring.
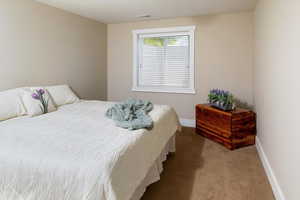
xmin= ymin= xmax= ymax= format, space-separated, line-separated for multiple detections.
xmin=141 ymin=127 xmax=275 ymax=200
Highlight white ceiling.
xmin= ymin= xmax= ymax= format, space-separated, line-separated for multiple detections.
xmin=35 ymin=0 xmax=257 ymax=24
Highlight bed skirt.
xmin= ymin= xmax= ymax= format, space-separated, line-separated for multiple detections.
xmin=130 ymin=135 xmax=176 ymax=200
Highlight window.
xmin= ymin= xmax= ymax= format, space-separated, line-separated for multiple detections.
xmin=132 ymin=26 xmax=195 ymax=94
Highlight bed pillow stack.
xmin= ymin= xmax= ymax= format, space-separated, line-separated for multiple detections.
xmin=21 ymin=88 xmax=57 ymax=117
xmin=21 ymin=85 xmax=79 ymax=117
xmin=0 ymin=88 xmax=26 ymax=121
xmin=0 ymin=85 xmax=80 ymax=121
xmin=46 ymin=85 xmax=79 ymax=107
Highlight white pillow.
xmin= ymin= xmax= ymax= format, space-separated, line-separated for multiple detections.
xmin=46 ymin=85 xmax=79 ymax=106
xmin=0 ymin=89 xmax=26 ymax=121
xmin=22 ymin=88 xmax=57 ymax=117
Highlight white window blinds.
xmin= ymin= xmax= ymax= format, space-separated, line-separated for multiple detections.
xmin=133 ymin=26 xmax=195 ymax=94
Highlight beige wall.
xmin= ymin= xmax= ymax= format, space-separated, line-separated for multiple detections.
xmin=107 ymin=12 xmax=254 ymax=119
xmin=254 ymin=1 xmax=300 ymax=200
xmin=0 ymin=0 xmax=107 ymax=100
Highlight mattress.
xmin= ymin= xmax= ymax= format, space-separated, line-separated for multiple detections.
xmin=0 ymin=100 xmax=180 ymax=200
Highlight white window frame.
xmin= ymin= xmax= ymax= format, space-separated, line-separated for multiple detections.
xmin=132 ymin=26 xmax=196 ymax=94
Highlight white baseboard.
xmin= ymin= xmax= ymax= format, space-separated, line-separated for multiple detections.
xmin=256 ymin=136 xmax=286 ymax=200
xmin=179 ymin=118 xmax=195 ymax=128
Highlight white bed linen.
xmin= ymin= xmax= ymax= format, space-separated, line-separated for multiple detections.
xmin=0 ymin=100 xmax=180 ymax=200
xmin=130 ymin=136 xmax=176 ymax=200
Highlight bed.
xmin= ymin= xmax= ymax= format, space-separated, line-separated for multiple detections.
xmin=0 ymin=100 xmax=180 ymax=200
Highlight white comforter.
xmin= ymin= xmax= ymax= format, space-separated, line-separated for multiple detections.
xmin=0 ymin=101 xmax=180 ymax=200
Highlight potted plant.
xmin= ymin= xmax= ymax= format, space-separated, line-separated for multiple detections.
xmin=208 ymin=89 xmax=235 ymax=111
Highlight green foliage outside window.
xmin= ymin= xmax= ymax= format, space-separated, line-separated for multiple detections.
xmin=143 ymin=37 xmax=178 ymax=47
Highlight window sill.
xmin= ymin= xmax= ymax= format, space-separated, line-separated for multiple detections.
xmin=132 ymin=87 xmax=196 ymax=94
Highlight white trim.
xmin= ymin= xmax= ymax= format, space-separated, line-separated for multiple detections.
xmin=132 ymin=87 xmax=195 ymax=94
xmin=179 ymin=118 xmax=195 ymax=128
xmin=256 ymin=136 xmax=286 ymax=200
xmin=132 ymin=31 xmax=139 ymax=90
xmin=132 ymin=26 xmax=196 ymax=35
xmin=139 ymin=32 xmax=190 ymax=38
xmin=189 ymin=27 xmax=195 ymax=93
xmin=132 ymin=26 xmax=196 ymax=94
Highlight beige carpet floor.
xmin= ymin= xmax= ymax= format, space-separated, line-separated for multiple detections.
xmin=141 ymin=127 xmax=275 ymax=200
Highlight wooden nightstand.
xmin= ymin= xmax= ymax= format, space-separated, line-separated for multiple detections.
xmin=196 ymin=104 xmax=256 ymax=150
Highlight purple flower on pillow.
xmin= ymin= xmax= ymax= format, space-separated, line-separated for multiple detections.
xmin=32 ymin=93 xmax=40 ymax=100
xmin=31 ymin=89 xmax=49 ymax=114
xmin=38 ymin=89 xmax=45 ymax=95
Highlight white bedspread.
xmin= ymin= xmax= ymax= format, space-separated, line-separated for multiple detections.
xmin=0 ymin=101 xmax=180 ymax=200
